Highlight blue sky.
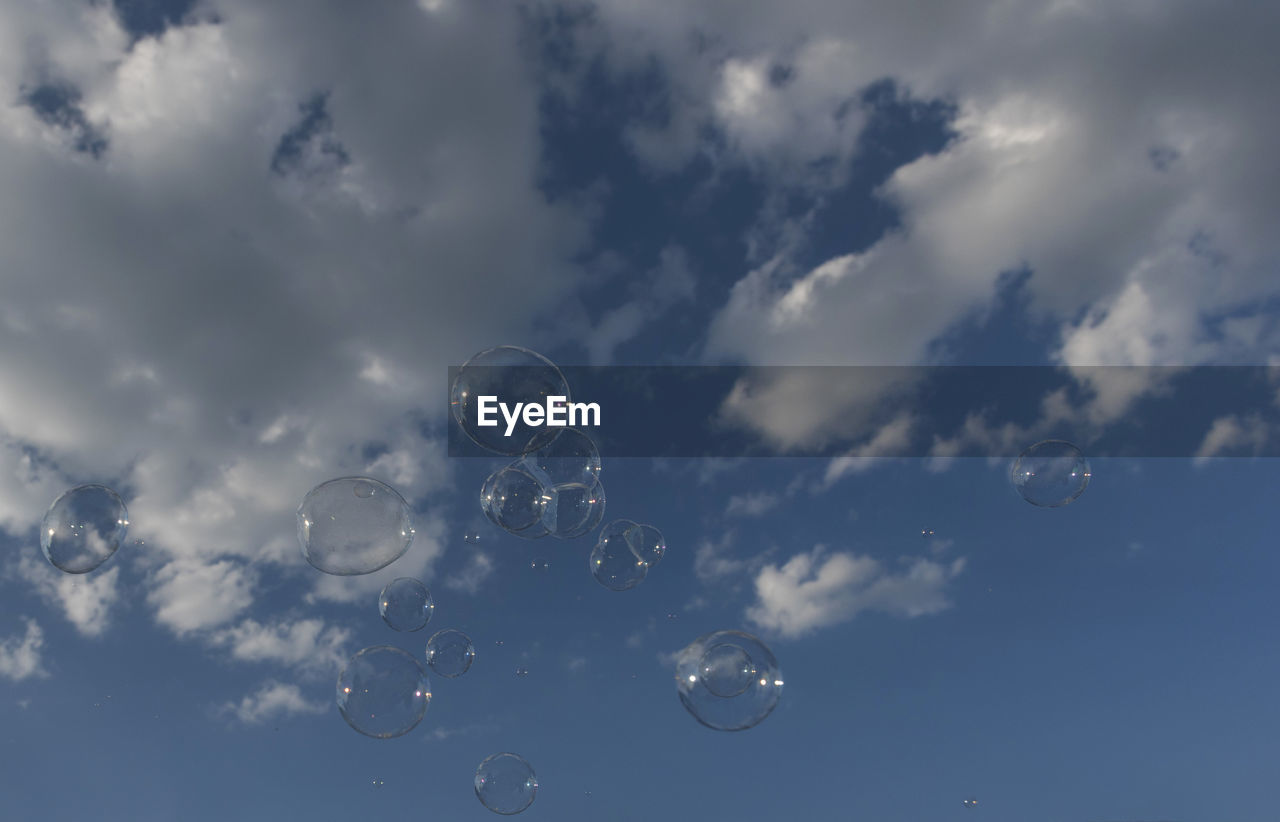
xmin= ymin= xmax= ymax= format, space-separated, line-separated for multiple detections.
xmin=2 ymin=1 xmax=1279 ymax=820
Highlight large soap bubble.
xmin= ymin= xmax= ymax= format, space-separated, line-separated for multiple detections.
xmin=298 ymin=477 xmax=414 ymax=575
xmin=379 ymin=578 xmax=434 ymax=632
xmin=674 ymin=630 xmax=783 ymax=731
xmin=540 ymin=478 xmax=607 ymax=538
xmin=475 ymin=752 xmax=538 ymax=815
xmin=425 ymin=629 xmax=476 ymax=678
xmin=40 ymin=484 xmax=129 ymax=574
xmin=451 ymin=346 xmax=570 ymax=456
xmin=589 ymin=519 xmax=647 ymax=591
xmin=336 ymin=646 xmax=431 ymax=739
xmin=1010 ymin=439 xmax=1091 ymax=507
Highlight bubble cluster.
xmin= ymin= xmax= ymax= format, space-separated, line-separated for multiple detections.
xmin=336 ymin=646 xmax=431 ymax=739
xmin=674 ymin=630 xmax=782 ymax=731
xmin=379 ymin=578 xmax=434 ymax=632
xmin=589 ymin=519 xmax=666 ymax=591
xmin=1010 ymin=439 xmax=1091 ymax=507
xmin=297 ymin=477 xmax=414 ymax=575
xmin=451 ymin=346 xmax=570 ymax=456
xmin=40 ymin=484 xmax=129 ymax=574
xmin=425 ymin=629 xmax=476 ymax=678
xmin=480 ymin=429 xmax=607 ymax=540
xmin=475 ymin=752 xmax=538 ymax=815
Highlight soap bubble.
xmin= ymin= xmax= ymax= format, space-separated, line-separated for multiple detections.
xmin=590 ymin=521 xmax=647 ymax=591
xmin=515 ymin=666 xmax=529 ymax=678
xmin=464 ymin=532 xmax=481 ymax=545
xmin=298 ymin=477 xmax=414 ymax=575
xmin=40 ymin=484 xmax=129 ymax=574
xmin=674 ymin=630 xmax=782 ymax=731
xmin=1010 ymin=439 xmax=1091 ymax=507
xmin=626 ymin=523 xmax=666 ymax=567
xmin=522 ymin=427 xmax=600 ymax=486
xmin=336 ymin=646 xmax=431 ymax=739
xmin=480 ymin=465 xmax=549 ymax=534
xmin=550 ymin=479 xmax=605 ymax=539
xmin=379 ymin=578 xmax=434 ymax=632
xmin=475 ymin=752 xmax=537 ymax=815
xmin=963 ymin=798 xmax=979 ymax=808
xmin=451 ymin=346 xmax=570 ymax=456
xmin=425 ymin=629 xmax=475 ymax=678
xmin=530 ymin=559 xmax=549 ymax=572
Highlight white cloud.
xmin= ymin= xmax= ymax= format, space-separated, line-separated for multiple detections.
xmin=209 ymin=617 xmax=351 ymax=676
xmin=818 ymin=413 xmax=916 ymax=488
xmin=746 ymin=547 xmax=965 ymax=638
xmin=1193 ymin=413 xmax=1271 ymax=465
xmin=306 ymin=510 xmax=446 ymax=606
xmin=0 ymin=618 xmax=48 ymax=681
xmin=221 ymin=680 xmax=327 ymax=725
xmin=724 ymin=491 xmax=780 ymax=518
xmin=14 ymin=554 xmax=120 ymax=637
xmin=693 ymin=531 xmax=770 ymax=584
xmin=147 ymin=559 xmax=255 ymax=636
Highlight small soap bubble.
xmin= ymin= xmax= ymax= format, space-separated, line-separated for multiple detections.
xmin=451 ymin=346 xmax=570 ymax=456
xmin=495 ymin=639 xmax=505 ymax=647
xmin=515 ymin=666 xmax=529 ymax=678
xmin=551 ymin=478 xmax=605 ymax=540
xmin=674 ymin=630 xmax=782 ymax=731
xmin=464 ymin=532 xmax=481 ymax=545
xmin=481 ymin=465 xmax=549 ymax=534
xmin=922 ymin=528 xmax=935 ymax=537
xmin=297 ymin=477 xmax=414 ymax=575
xmin=379 ymin=578 xmax=434 ymax=632
xmin=425 ymin=628 xmax=476 ymax=678
xmin=336 ymin=646 xmax=431 ymax=739
xmin=475 ymin=752 xmax=537 ymax=815
xmin=964 ymin=797 xmax=978 ymax=808
xmin=626 ymin=523 xmax=666 ymax=567
xmin=530 ymin=559 xmax=549 ymax=572
xmin=590 ymin=521 xmax=647 ymax=591
xmin=1010 ymin=439 xmax=1091 ymax=507
xmin=40 ymin=484 xmax=129 ymax=574
xmin=667 ymin=612 xmax=678 ymax=620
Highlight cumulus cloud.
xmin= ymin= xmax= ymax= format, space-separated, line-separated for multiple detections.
xmin=1193 ymin=413 xmax=1271 ymax=465
xmin=0 ymin=618 xmax=48 ymax=681
xmin=208 ymin=617 xmax=351 ymax=676
xmin=693 ymin=531 xmax=771 ymax=584
xmin=443 ymin=550 xmax=495 ymax=595
xmin=220 ymin=680 xmax=326 ymax=725
xmin=147 ymin=559 xmax=256 ymax=636
xmin=746 ymin=547 xmax=965 ymax=638
xmin=14 ymin=554 xmax=120 ymax=637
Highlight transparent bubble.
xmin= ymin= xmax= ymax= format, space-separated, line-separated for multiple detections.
xmin=475 ymin=752 xmax=538 ymax=815
xmin=551 ymin=479 xmax=605 ymax=540
xmin=1010 ymin=439 xmax=1091 ymax=507
xmin=674 ymin=630 xmax=782 ymax=731
xmin=922 ymin=528 xmax=935 ymax=538
xmin=425 ymin=629 xmax=475 ymax=678
xmin=464 ymin=532 xmax=481 ymax=545
xmin=626 ymin=523 xmax=666 ymax=567
xmin=298 ymin=477 xmax=414 ymax=575
xmin=515 ymin=666 xmax=529 ymax=678
xmin=40 ymin=484 xmax=129 ymax=574
xmin=964 ymin=798 xmax=979 ymax=808
xmin=522 ymin=427 xmax=601 ymax=487
xmin=590 ymin=521 xmax=647 ymax=591
xmin=480 ymin=465 xmax=549 ymax=534
xmin=530 ymin=559 xmax=549 ymax=572
xmin=336 ymin=646 xmax=431 ymax=739
xmin=699 ymin=643 xmax=756 ymax=698
xmin=451 ymin=346 xmax=570 ymax=456
xmin=379 ymin=578 xmax=434 ymax=632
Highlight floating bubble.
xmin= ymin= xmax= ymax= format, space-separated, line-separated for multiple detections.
xmin=963 ymin=797 xmax=978 ymax=808
xmin=674 ymin=630 xmax=782 ymax=731
xmin=379 ymin=578 xmax=434 ymax=632
xmin=425 ymin=629 xmax=475 ymax=678
xmin=40 ymin=484 xmax=129 ymax=574
xmin=475 ymin=752 xmax=537 ymax=815
xmin=522 ymin=427 xmax=601 ymax=487
xmin=551 ymin=478 xmax=605 ymax=539
xmin=451 ymin=346 xmax=570 ymax=456
xmin=626 ymin=523 xmax=666 ymax=567
xmin=667 ymin=612 xmax=678 ymax=620
xmin=922 ymin=528 xmax=935 ymax=538
xmin=464 ymin=532 xmax=481 ymax=545
xmin=481 ymin=465 xmax=548 ymax=534
xmin=1010 ymin=439 xmax=1091 ymax=507
xmin=336 ymin=646 xmax=431 ymax=739
xmin=530 ymin=559 xmax=549 ymax=572
xmin=590 ymin=521 xmax=647 ymax=591
xmin=515 ymin=666 xmax=529 ymax=678
xmin=298 ymin=477 xmax=414 ymax=575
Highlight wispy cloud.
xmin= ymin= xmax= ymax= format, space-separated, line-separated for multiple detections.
xmin=220 ymin=680 xmax=327 ymax=725
xmin=14 ymin=553 xmax=120 ymax=637
xmin=724 ymin=491 xmax=780 ymax=518
xmin=0 ymin=618 xmax=49 ymax=682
